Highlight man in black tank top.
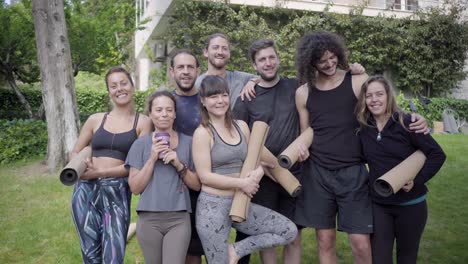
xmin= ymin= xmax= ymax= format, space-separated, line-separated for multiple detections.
xmin=233 ymin=39 xmax=305 ymax=264
xmin=294 ymin=31 xmax=429 ymax=264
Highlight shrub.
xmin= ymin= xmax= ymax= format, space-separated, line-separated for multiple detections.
xmin=397 ymin=93 xmax=468 ymax=127
xmin=0 ymin=88 xmax=158 ymax=120
xmin=0 ymin=119 xmax=48 ymax=164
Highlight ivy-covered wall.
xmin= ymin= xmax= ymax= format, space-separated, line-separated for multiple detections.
xmin=164 ymin=1 xmax=468 ymax=97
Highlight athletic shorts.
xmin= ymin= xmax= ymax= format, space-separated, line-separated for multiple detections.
xmin=295 ymin=160 xmax=373 ymax=234
xmin=253 ymin=176 xmax=303 ymax=229
xmin=187 ymin=190 xmax=205 ymax=256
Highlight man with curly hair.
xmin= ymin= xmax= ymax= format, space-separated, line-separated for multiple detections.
xmin=294 ymin=31 xmax=428 ymax=264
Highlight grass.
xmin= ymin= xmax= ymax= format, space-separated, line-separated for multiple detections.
xmin=0 ymin=135 xmax=467 ymax=263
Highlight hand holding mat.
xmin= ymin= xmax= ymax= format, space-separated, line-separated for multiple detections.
xmin=230 ymin=121 xmax=269 ymax=223
xmin=60 ymin=146 xmax=92 ymax=186
xmin=278 ymin=127 xmax=314 ymax=169
xmin=374 ymin=150 xmax=426 ymax=197
xmin=261 ymin=147 xmax=302 ymax=197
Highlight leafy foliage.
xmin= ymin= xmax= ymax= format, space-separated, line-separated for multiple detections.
xmin=0 ymin=119 xmax=47 ymax=164
xmin=396 ymin=93 xmax=468 ymax=127
xmin=165 ymin=1 xmax=468 ymax=97
xmin=65 ymin=0 xmax=136 ymax=75
xmin=0 ymin=87 xmax=154 ymax=119
xmin=0 ymin=1 xmax=39 ymax=83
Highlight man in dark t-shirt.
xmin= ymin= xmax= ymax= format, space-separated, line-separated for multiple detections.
xmin=233 ymin=39 xmax=305 ymax=264
xmin=168 ymin=49 xmax=205 ymax=264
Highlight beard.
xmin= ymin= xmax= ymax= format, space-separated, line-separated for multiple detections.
xmin=208 ymin=56 xmax=228 ymax=70
xmin=175 ymin=78 xmax=196 ymax=92
xmin=258 ymin=69 xmax=278 ymax=82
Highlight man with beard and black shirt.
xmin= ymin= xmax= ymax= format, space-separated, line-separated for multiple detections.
xmin=168 ymin=49 xmax=205 ymax=264
xmin=233 ymin=39 xmax=307 ymax=264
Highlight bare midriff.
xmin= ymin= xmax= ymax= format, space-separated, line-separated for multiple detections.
xmin=201 ymin=172 xmax=240 ymax=197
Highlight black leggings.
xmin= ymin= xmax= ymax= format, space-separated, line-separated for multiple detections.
xmin=371 ymin=201 xmax=427 ymax=264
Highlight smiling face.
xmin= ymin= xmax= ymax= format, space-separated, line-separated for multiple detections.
xmin=149 ymin=95 xmax=176 ymax=131
xmin=365 ymin=81 xmax=388 ymax=118
xmin=170 ymin=53 xmax=200 ymax=92
xmin=253 ymin=47 xmax=279 ymax=82
xmin=107 ymin=72 xmax=134 ymax=106
xmin=204 ymin=36 xmax=231 ymax=70
xmin=201 ymin=92 xmax=230 ymax=119
xmin=316 ymin=50 xmax=338 ymax=77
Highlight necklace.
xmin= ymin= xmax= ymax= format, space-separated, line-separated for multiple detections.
xmin=377 ymin=132 xmax=382 ymax=141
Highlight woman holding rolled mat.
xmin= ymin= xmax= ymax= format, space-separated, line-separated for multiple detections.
xmin=192 ymin=75 xmax=297 ymax=264
xmin=125 ymin=91 xmax=201 ymax=264
xmin=356 ymin=75 xmax=446 ymax=264
xmin=70 ymin=66 xmax=153 ymax=264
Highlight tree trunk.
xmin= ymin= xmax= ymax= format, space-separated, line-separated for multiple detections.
xmin=32 ymin=0 xmax=80 ymax=172
xmin=6 ymin=76 xmax=34 ymax=119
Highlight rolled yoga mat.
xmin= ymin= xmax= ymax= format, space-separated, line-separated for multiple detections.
xmin=373 ymin=150 xmax=426 ymax=197
xmin=261 ymin=147 xmax=302 ymax=197
xmin=229 ymin=121 xmax=269 ymax=223
xmin=278 ymin=127 xmax=314 ymax=169
xmin=60 ymin=146 xmax=92 ymax=186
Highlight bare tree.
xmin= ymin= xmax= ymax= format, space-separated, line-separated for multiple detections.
xmin=32 ymin=0 xmax=79 ymax=171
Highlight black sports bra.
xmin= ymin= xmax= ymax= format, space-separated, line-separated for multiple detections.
xmin=91 ymin=113 xmax=139 ymax=161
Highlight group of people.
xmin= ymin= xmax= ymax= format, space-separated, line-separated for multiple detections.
xmin=69 ymin=30 xmax=446 ymax=264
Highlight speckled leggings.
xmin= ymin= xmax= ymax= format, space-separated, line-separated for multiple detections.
xmin=196 ymin=191 xmax=297 ymax=264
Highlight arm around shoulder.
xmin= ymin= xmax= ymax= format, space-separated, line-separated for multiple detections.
xmin=137 ymin=114 xmax=153 ymax=137
xmin=351 ymin=73 xmax=369 ymax=98
xmin=296 ymin=84 xmax=310 ymax=132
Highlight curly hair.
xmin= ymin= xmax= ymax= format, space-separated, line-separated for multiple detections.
xmin=296 ymin=31 xmax=349 ymax=88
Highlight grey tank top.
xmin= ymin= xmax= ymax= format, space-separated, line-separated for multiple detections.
xmin=210 ymin=122 xmax=247 ymax=175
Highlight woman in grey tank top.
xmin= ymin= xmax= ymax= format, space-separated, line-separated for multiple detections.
xmin=192 ymin=76 xmax=297 ymax=264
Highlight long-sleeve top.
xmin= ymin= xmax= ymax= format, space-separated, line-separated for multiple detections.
xmin=359 ymin=112 xmax=446 ymax=205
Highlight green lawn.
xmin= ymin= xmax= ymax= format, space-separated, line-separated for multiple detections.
xmin=0 ymin=135 xmax=466 ymax=263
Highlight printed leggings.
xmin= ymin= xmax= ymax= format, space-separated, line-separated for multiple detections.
xmin=196 ymin=191 xmax=297 ymax=264
xmin=371 ymin=201 xmax=427 ymax=264
xmin=71 ymin=178 xmax=131 ymax=264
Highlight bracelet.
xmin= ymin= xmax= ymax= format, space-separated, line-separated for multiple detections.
xmin=177 ymin=163 xmax=188 ymax=178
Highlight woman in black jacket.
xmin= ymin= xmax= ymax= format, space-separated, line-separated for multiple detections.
xmin=356 ymin=75 xmax=446 ymax=264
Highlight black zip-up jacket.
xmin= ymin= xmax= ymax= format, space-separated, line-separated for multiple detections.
xmin=359 ymin=113 xmax=446 ymax=205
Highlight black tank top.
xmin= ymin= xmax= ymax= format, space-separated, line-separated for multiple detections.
xmin=91 ymin=113 xmax=139 ymax=161
xmin=306 ymin=71 xmax=362 ymax=170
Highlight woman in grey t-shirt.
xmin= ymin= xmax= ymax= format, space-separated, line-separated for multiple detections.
xmin=126 ymin=91 xmax=201 ymax=264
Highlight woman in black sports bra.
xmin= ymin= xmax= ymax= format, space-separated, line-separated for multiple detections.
xmin=69 ymin=66 xmax=152 ymax=264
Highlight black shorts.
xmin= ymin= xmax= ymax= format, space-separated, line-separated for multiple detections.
xmin=187 ymin=190 xmax=205 ymax=256
xmin=252 ymin=176 xmax=303 ymax=229
xmin=295 ymin=160 xmax=373 ymax=234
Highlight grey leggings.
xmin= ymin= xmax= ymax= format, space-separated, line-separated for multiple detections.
xmin=196 ymin=192 xmax=297 ymax=263
xmin=136 ymin=211 xmax=191 ymax=264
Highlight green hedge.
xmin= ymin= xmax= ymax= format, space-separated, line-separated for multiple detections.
xmin=0 ymin=88 xmax=154 ymax=120
xmin=397 ymin=93 xmax=468 ymax=127
xmin=0 ymin=119 xmax=48 ymax=164
xmin=1 ymin=87 xmax=467 ymax=126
